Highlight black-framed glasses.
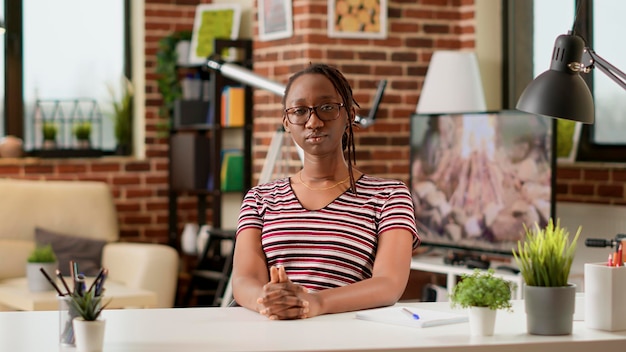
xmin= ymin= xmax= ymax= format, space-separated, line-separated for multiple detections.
xmin=284 ymin=103 xmax=345 ymax=125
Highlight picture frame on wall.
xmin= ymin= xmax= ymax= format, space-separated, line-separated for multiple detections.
xmin=259 ymin=0 xmax=293 ymax=41
xmin=328 ymin=0 xmax=387 ymax=39
xmin=188 ymin=4 xmax=242 ymax=65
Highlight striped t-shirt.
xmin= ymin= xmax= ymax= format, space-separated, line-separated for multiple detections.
xmin=236 ymin=174 xmax=420 ymax=292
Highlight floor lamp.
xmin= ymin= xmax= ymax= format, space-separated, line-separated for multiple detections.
xmin=416 ymin=50 xmax=487 ymax=114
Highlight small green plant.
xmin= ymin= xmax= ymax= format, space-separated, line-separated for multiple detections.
xmin=450 ymin=269 xmax=514 ymax=311
xmin=42 ymin=122 xmax=58 ymax=141
xmin=27 ymin=244 xmax=57 ymax=263
xmin=513 ymin=218 xmax=581 ymax=287
xmin=68 ymin=289 xmax=110 ymax=321
xmin=73 ymin=121 xmax=92 ymax=141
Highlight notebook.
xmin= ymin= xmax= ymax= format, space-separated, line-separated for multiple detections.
xmin=355 ymin=306 xmax=468 ymax=328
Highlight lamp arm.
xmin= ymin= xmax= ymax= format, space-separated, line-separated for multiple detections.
xmin=205 ymin=57 xmax=386 ymax=128
xmin=583 ymin=48 xmax=626 ymax=90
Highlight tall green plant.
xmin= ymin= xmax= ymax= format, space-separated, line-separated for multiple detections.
xmin=107 ymin=77 xmax=134 ymax=151
xmin=155 ymin=30 xmax=191 ymax=132
xmin=513 ymin=218 xmax=581 ymax=287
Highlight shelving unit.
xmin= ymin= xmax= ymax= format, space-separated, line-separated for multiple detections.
xmin=168 ymin=39 xmax=253 ymax=307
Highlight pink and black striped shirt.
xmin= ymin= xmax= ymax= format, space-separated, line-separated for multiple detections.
xmin=236 ymin=174 xmax=420 ymax=292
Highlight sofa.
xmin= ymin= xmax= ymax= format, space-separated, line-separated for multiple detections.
xmin=0 ymin=178 xmax=179 ymax=308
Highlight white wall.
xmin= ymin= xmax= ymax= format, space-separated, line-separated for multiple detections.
xmin=557 ymin=202 xmax=626 ymax=290
xmin=475 ymin=0 xmax=503 ymax=111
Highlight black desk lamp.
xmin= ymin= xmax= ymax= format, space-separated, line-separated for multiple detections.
xmin=516 ymin=31 xmax=626 ymax=124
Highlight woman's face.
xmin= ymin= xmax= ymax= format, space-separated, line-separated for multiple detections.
xmin=283 ymin=73 xmax=349 ymax=156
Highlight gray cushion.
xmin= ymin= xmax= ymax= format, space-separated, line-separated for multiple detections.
xmin=34 ymin=227 xmax=107 ymax=277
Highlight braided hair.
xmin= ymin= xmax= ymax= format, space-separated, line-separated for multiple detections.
xmin=282 ymin=63 xmax=360 ymax=193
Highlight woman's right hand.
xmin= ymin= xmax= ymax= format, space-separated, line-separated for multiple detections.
xmin=257 ymin=266 xmax=309 ymax=320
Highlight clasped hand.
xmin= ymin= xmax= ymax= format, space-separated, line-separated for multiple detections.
xmin=257 ymin=266 xmax=311 ymax=320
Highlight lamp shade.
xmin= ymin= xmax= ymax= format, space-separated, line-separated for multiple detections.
xmin=516 ymin=34 xmax=595 ymax=124
xmin=416 ymin=51 xmax=487 ymax=114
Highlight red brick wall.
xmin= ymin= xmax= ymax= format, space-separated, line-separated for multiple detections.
xmin=0 ymin=0 xmax=620 ymax=246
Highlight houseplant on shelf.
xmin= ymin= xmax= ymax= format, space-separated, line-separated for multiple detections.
xmin=513 ymin=218 xmax=582 ymax=335
xmin=450 ymin=269 xmax=514 ymax=336
xmin=73 ymin=121 xmax=92 ymax=148
xmin=107 ymin=76 xmax=134 ymax=155
xmin=69 ymin=287 xmax=110 ymax=352
xmin=155 ymin=30 xmax=191 ymax=134
xmin=42 ymin=122 xmax=58 ymax=149
xmin=26 ymin=244 xmax=57 ymax=292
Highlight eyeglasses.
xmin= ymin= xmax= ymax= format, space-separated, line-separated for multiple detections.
xmin=284 ymin=103 xmax=345 ymax=125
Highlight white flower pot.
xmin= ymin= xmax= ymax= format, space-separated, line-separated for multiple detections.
xmin=26 ymin=262 xmax=57 ymax=292
xmin=73 ymin=318 xmax=106 ymax=352
xmin=468 ymin=306 xmax=497 ymax=336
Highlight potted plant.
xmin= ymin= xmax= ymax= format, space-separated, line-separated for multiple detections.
xmin=42 ymin=122 xmax=58 ymax=149
xmin=69 ymin=288 xmax=110 ymax=352
xmin=107 ymin=77 xmax=134 ymax=155
xmin=155 ymin=30 xmax=191 ymax=134
xmin=73 ymin=121 xmax=92 ymax=148
xmin=450 ymin=268 xmax=514 ymax=336
xmin=26 ymin=244 xmax=58 ymax=292
xmin=513 ymin=218 xmax=581 ymax=335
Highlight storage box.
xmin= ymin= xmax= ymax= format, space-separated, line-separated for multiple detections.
xmin=584 ymin=262 xmax=626 ymax=331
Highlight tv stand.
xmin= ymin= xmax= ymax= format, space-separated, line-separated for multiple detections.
xmin=442 ymin=251 xmax=491 ymax=269
xmin=410 ymin=254 xmax=524 ymax=299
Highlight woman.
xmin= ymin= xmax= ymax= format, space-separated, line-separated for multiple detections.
xmin=232 ymin=63 xmax=420 ymax=320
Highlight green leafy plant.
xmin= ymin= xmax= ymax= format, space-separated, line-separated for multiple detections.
xmin=513 ymin=218 xmax=581 ymax=287
xmin=155 ymin=30 xmax=191 ymax=132
xmin=73 ymin=121 xmax=92 ymax=141
xmin=450 ymin=269 xmax=514 ymax=311
xmin=107 ymin=76 xmax=134 ymax=152
xmin=27 ymin=244 xmax=57 ymax=263
xmin=68 ymin=289 xmax=110 ymax=321
xmin=42 ymin=122 xmax=58 ymax=141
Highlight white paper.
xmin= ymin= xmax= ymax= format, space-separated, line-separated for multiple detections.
xmin=356 ymin=306 xmax=468 ymax=328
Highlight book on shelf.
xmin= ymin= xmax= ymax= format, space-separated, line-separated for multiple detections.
xmin=355 ymin=306 xmax=468 ymax=328
xmin=220 ymin=149 xmax=244 ymax=192
xmin=220 ymin=86 xmax=245 ymax=127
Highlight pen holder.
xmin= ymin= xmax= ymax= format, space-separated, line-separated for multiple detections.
xmin=584 ymin=263 xmax=626 ymax=331
xmin=58 ymin=295 xmax=77 ymax=346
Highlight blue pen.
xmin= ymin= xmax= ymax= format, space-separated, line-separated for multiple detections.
xmin=402 ymin=308 xmax=420 ymax=320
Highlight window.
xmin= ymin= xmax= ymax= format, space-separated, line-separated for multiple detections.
xmin=506 ymin=0 xmax=626 ymax=162
xmin=2 ymin=0 xmax=129 ymax=153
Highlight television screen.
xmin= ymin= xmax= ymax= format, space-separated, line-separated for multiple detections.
xmin=410 ymin=110 xmax=555 ymax=256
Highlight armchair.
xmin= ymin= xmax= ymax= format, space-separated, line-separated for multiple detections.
xmin=0 ymin=178 xmax=178 ymax=308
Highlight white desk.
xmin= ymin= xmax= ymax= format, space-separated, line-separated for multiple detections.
xmin=0 ymin=278 xmax=157 ymax=311
xmin=0 ymin=297 xmax=624 ymax=352
xmin=411 ymin=255 xmax=525 ymax=299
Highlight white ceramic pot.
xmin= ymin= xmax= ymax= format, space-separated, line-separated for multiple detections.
xmin=468 ymin=306 xmax=497 ymax=336
xmin=73 ymin=318 xmax=106 ymax=352
xmin=26 ymin=262 xmax=57 ymax=292
xmin=181 ymin=223 xmax=199 ymax=255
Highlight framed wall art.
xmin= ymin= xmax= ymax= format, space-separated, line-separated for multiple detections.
xmin=188 ymin=4 xmax=242 ymax=65
xmin=259 ymin=0 xmax=293 ymax=41
xmin=328 ymin=0 xmax=387 ymax=39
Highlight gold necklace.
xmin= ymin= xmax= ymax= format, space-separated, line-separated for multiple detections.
xmin=297 ymin=172 xmax=350 ymax=191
